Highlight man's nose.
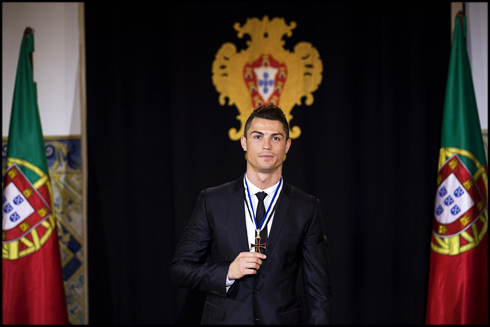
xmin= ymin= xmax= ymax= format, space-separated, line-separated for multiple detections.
xmin=262 ymin=138 xmax=271 ymax=149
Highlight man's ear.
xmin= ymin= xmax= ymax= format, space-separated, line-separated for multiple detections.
xmin=240 ymin=135 xmax=247 ymax=151
xmin=285 ymin=138 xmax=291 ymax=153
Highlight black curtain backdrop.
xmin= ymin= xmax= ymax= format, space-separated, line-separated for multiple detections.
xmin=85 ymin=3 xmax=450 ymax=324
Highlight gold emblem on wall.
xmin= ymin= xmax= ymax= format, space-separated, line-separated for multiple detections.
xmin=212 ymin=16 xmax=323 ymax=140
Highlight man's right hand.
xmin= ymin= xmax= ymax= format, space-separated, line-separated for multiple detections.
xmin=228 ymin=252 xmax=267 ymax=280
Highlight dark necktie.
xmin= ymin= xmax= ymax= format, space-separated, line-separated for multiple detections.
xmin=255 ymin=192 xmax=268 ymax=246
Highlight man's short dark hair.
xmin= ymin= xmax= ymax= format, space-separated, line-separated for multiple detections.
xmin=244 ymin=104 xmax=290 ymax=140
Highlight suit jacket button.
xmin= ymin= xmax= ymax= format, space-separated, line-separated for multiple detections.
xmin=248 ymin=316 xmax=254 ymax=322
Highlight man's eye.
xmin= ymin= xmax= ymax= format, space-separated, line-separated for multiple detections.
xmin=273 ymin=137 xmax=281 ymax=141
xmin=254 ymin=135 xmax=261 ymax=139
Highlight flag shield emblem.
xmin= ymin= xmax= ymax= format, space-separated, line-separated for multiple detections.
xmin=433 ymin=154 xmax=487 ymax=237
xmin=244 ymin=54 xmax=287 ymax=108
xmin=2 ymin=163 xmax=52 ymax=243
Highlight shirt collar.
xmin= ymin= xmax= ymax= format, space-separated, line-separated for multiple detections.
xmin=244 ymin=173 xmax=282 ymax=197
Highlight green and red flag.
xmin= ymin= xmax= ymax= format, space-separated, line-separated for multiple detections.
xmin=426 ymin=14 xmax=488 ymax=325
xmin=2 ymin=28 xmax=68 ymax=325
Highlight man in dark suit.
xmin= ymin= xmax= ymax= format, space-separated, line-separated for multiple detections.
xmin=170 ymin=104 xmax=332 ymax=324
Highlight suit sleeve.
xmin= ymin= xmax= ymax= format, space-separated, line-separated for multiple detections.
xmin=301 ymin=199 xmax=333 ymax=324
xmin=170 ymin=190 xmax=230 ymax=297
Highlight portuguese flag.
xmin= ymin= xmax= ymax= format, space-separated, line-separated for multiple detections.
xmin=425 ymin=14 xmax=488 ymax=325
xmin=2 ymin=29 xmax=68 ymax=324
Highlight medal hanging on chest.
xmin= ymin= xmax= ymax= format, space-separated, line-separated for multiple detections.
xmin=245 ymin=176 xmax=282 ymax=254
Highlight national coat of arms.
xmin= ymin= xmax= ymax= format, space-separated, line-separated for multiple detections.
xmin=2 ymin=161 xmax=57 ymax=260
xmin=212 ymin=16 xmax=323 ymax=140
xmin=431 ymin=149 xmax=488 ymax=255
xmin=2 ymin=164 xmax=52 ymax=243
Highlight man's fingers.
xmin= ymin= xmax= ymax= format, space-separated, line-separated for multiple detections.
xmin=239 ymin=252 xmax=267 ymax=260
xmin=228 ymin=252 xmax=267 ymax=280
xmin=237 ymin=252 xmax=266 ymax=265
xmin=242 ymin=260 xmax=261 ymax=270
xmin=239 ymin=255 xmax=262 ymax=266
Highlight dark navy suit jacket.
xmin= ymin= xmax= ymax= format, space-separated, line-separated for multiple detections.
xmin=170 ymin=176 xmax=332 ymax=324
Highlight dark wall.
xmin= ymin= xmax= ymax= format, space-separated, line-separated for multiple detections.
xmin=85 ymin=2 xmax=450 ymax=324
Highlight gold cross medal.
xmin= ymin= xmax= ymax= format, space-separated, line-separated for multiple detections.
xmin=251 ymin=228 xmax=266 ymax=254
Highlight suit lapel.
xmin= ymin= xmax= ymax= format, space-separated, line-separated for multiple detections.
xmin=230 ymin=176 xmax=250 ymax=253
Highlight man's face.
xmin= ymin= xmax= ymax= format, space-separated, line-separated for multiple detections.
xmin=240 ymin=118 xmax=291 ymax=175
